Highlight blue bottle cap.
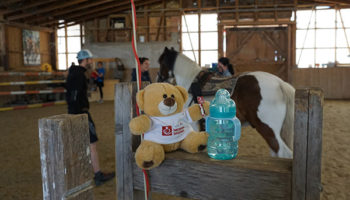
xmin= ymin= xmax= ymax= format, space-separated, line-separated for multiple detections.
xmin=209 ymin=89 xmax=236 ymax=118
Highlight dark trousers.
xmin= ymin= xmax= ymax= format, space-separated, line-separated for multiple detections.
xmin=97 ymin=82 xmax=103 ymax=99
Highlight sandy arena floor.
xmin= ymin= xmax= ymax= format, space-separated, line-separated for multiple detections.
xmin=0 ymin=100 xmax=349 ymax=200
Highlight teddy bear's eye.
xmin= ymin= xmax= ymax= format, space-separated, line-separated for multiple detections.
xmin=163 ymin=94 xmax=167 ymax=98
xmin=171 ymin=94 xmax=175 ymax=98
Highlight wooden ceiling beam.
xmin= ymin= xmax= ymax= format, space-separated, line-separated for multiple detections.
xmin=3 ymin=20 xmax=54 ymax=32
xmin=26 ymin=0 xmax=116 ymax=24
xmin=6 ymin=0 xmax=88 ymax=21
xmin=3 ymin=0 xmax=57 ymax=15
xmin=317 ymin=0 xmax=350 ymax=5
xmin=57 ymin=0 xmax=162 ymax=28
xmin=313 ymin=0 xmax=350 ymax=4
xmin=0 ymin=0 xmax=23 ymax=7
xmin=40 ymin=0 xmax=136 ymax=26
xmin=298 ymin=0 xmax=350 ymax=5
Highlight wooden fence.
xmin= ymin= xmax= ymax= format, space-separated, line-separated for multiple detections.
xmin=115 ymin=82 xmax=323 ymax=200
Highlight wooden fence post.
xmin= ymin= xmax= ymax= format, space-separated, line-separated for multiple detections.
xmin=39 ymin=114 xmax=94 ymax=200
xmin=115 ymin=82 xmax=149 ymax=200
xmin=293 ymin=88 xmax=323 ymax=200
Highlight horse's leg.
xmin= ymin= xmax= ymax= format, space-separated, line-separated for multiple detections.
xmin=237 ymin=101 xmax=292 ymax=158
xmin=233 ymin=74 xmax=292 ymax=158
xmin=252 ymin=74 xmax=293 ymax=158
xmin=256 ymin=102 xmax=292 ymax=158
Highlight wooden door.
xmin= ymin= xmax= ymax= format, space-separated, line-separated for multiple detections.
xmin=226 ymin=26 xmax=289 ymax=80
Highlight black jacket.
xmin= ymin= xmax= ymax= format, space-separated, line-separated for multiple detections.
xmin=131 ymin=68 xmax=151 ymax=83
xmin=66 ymin=65 xmax=89 ymax=114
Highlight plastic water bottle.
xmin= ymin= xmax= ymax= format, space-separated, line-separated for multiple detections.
xmin=206 ymin=89 xmax=241 ymax=160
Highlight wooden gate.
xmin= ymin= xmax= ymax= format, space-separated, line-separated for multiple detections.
xmin=226 ymin=26 xmax=290 ymax=81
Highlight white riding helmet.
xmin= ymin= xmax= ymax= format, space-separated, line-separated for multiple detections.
xmin=77 ymin=49 xmax=93 ymax=60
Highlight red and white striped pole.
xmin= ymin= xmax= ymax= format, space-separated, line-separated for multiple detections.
xmin=0 ymin=72 xmax=65 ymax=76
xmin=0 ymin=89 xmax=66 ymax=96
xmin=0 ymin=80 xmax=65 ymax=86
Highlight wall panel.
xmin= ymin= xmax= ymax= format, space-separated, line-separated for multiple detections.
xmin=292 ymin=68 xmax=350 ymax=99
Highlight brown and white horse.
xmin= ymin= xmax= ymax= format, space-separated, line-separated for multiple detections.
xmin=157 ymin=47 xmax=295 ymax=158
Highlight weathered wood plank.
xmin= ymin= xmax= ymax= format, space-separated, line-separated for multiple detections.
xmin=133 ymin=151 xmax=292 ymax=200
xmin=115 ymin=83 xmax=134 ymax=200
xmin=293 ymin=89 xmax=309 ymax=200
xmin=292 ymin=88 xmax=324 ymax=200
xmin=306 ymin=89 xmax=323 ymax=200
xmin=39 ymin=114 xmax=93 ymax=200
xmin=115 ymin=82 xmax=149 ymax=200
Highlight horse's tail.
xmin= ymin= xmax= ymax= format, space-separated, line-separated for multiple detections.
xmin=279 ymin=80 xmax=295 ymax=151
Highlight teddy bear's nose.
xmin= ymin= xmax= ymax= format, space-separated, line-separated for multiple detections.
xmin=164 ymin=98 xmax=175 ymax=107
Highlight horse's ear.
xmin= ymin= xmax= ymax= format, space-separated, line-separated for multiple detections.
xmin=171 ymin=47 xmax=174 ymax=50
xmin=175 ymin=85 xmax=188 ymax=102
xmin=136 ymin=89 xmax=145 ymax=110
xmin=164 ymin=47 xmax=169 ymax=51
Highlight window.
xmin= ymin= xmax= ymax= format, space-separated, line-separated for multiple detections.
xmin=57 ymin=24 xmax=84 ymax=70
xmin=296 ymin=8 xmax=350 ymax=68
xmin=182 ymin=13 xmax=218 ymax=67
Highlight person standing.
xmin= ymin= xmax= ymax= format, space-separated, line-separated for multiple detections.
xmin=65 ymin=49 xmax=114 ymax=186
xmin=96 ymin=61 xmax=105 ymax=103
xmin=131 ymin=57 xmax=152 ymax=82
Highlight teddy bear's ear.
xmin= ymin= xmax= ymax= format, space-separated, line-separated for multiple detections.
xmin=175 ymin=85 xmax=188 ymax=102
xmin=136 ymin=90 xmax=145 ymax=110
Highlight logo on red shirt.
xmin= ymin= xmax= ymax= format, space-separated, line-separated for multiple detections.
xmin=162 ymin=126 xmax=172 ymax=136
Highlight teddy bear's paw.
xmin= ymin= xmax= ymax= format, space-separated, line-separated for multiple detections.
xmin=203 ymin=101 xmax=210 ymax=115
xmin=135 ymin=141 xmax=165 ymax=170
xmin=181 ymin=131 xmax=208 ymax=153
xmin=129 ymin=115 xmax=151 ymax=135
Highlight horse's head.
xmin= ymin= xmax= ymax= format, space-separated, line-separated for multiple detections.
xmin=157 ymin=47 xmax=178 ymax=83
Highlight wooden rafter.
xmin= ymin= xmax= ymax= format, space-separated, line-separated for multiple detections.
xmin=40 ymin=0 xmax=131 ymax=26
xmin=3 ymin=0 xmax=56 ymax=15
xmin=3 ymin=21 xmax=53 ymax=32
xmin=6 ymin=0 xmax=88 ymax=21
xmin=56 ymin=0 xmax=162 ymax=27
xmin=312 ymin=0 xmax=350 ymax=5
xmin=0 ymin=0 xmax=22 ymax=7
xmin=26 ymin=0 xmax=116 ymax=24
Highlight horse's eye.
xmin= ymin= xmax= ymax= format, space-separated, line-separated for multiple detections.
xmin=171 ymin=94 xmax=175 ymax=98
xmin=163 ymin=94 xmax=167 ymax=98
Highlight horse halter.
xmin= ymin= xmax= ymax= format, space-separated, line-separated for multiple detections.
xmin=157 ymin=70 xmax=176 ymax=85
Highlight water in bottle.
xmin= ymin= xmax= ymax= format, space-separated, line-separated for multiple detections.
xmin=206 ymin=89 xmax=241 ymax=160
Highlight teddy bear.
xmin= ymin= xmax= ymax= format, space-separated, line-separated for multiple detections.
xmin=129 ymin=83 xmax=210 ymax=170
